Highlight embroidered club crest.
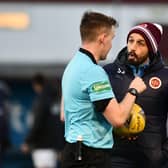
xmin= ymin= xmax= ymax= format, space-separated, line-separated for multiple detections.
xmin=149 ymin=77 xmax=162 ymax=89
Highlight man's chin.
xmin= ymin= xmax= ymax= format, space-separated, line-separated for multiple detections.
xmin=127 ymin=59 xmax=138 ymax=66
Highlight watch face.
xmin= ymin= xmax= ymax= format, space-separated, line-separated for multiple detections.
xmin=128 ymin=88 xmax=138 ymax=96
xmin=132 ymin=89 xmax=136 ymax=94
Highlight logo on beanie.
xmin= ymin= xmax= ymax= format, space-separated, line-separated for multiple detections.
xmin=149 ymin=77 xmax=162 ymax=89
xmin=141 ymin=23 xmax=147 ymax=28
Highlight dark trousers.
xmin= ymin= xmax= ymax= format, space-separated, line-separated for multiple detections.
xmin=110 ymin=138 xmax=146 ymax=168
xmin=61 ymin=142 xmax=111 ymax=168
xmin=110 ymin=134 xmax=166 ymax=168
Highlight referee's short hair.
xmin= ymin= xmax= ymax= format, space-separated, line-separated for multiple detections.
xmin=80 ymin=11 xmax=118 ymax=42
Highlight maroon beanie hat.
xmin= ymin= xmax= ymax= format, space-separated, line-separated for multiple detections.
xmin=127 ymin=22 xmax=163 ymax=54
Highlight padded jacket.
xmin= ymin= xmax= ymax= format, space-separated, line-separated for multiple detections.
xmin=104 ymin=47 xmax=168 ymax=168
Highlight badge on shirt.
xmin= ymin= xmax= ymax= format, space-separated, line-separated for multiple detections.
xmin=92 ymin=81 xmax=111 ymax=93
xmin=149 ymin=77 xmax=162 ymax=89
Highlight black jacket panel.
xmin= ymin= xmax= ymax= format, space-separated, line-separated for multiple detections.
xmin=103 ymin=47 xmax=168 ymax=167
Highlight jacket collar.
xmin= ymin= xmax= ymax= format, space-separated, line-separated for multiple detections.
xmin=114 ymin=47 xmax=164 ymax=74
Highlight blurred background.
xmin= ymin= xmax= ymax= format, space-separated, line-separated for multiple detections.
xmin=0 ymin=0 xmax=168 ymax=167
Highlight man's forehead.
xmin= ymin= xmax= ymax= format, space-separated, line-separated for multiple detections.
xmin=129 ymin=33 xmax=146 ymax=42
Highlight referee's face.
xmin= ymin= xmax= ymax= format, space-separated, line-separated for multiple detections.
xmin=100 ymin=27 xmax=115 ymax=60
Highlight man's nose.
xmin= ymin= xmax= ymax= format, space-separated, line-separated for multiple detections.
xmin=130 ymin=43 xmax=137 ymax=51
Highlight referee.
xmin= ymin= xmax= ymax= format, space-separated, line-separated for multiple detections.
xmin=61 ymin=11 xmax=146 ymax=168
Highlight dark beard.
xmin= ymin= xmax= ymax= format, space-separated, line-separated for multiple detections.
xmin=127 ymin=51 xmax=148 ymax=66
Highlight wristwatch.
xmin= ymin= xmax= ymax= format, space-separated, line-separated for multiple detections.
xmin=127 ymin=88 xmax=138 ymax=97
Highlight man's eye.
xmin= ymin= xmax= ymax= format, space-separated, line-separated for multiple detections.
xmin=128 ymin=39 xmax=134 ymax=43
xmin=138 ymin=42 xmax=145 ymax=46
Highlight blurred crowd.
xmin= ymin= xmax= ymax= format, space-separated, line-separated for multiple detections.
xmin=0 ymin=73 xmax=65 ymax=168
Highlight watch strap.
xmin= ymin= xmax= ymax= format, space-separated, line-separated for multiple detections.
xmin=127 ymin=88 xmax=138 ymax=97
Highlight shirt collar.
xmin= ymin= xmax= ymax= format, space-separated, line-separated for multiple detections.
xmin=79 ymin=48 xmax=97 ymax=64
xmin=129 ymin=64 xmax=149 ymax=77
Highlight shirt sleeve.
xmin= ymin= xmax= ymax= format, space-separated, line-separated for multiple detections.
xmin=80 ymin=65 xmax=115 ymax=102
xmin=93 ymin=98 xmax=112 ymax=113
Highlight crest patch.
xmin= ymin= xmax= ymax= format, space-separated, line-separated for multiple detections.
xmin=149 ymin=77 xmax=162 ymax=89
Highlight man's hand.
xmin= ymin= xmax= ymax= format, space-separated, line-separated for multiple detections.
xmin=129 ymin=76 xmax=146 ymax=94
